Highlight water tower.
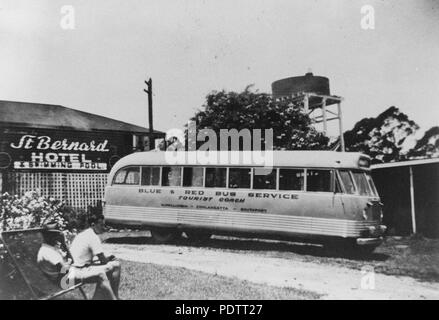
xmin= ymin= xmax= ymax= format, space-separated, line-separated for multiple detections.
xmin=271 ymin=71 xmax=345 ymax=151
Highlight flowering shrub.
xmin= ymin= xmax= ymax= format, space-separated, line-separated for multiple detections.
xmin=0 ymin=191 xmax=89 ymax=299
xmin=0 ymin=190 xmax=88 ymax=261
xmin=0 ymin=190 xmax=84 ymax=256
xmin=0 ymin=191 xmax=85 ymax=232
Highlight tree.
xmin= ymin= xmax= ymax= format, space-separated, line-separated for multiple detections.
xmin=343 ymin=106 xmax=419 ymax=163
xmin=185 ymin=87 xmax=329 ymax=150
xmin=407 ymin=126 xmax=439 ymax=159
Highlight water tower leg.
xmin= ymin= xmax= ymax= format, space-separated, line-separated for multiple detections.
xmin=337 ymin=102 xmax=345 ymax=151
xmin=322 ymin=98 xmax=327 ymax=134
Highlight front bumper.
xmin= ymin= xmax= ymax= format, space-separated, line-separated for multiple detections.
xmin=356 ymin=224 xmax=386 ymax=246
xmin=367 ymin=224 xmax=387 ymax=237
xmin=356 ymin=236 xmax=383 ymax=246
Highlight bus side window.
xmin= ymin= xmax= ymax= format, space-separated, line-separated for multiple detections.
xmin=253 ymin=169 xmax=277 ymax=190
xmin=338 ymin=170 xmax=356 ymax=194
xmin=162 ymin=166 xmax=182 ymax=187
xmin=307 ymin=169 xmax=331 ymax=192
xmin=279 ymin=169 xmax=305 ymax=191
xmin=113 ymin=168 xmax=127 ymax=184
xmin=205 ymin=168 xmax=227 ymax=188
xmin=141 ymin=166 xmax=160 ymax=186
xmin=113 ymin=167 xmax=140 ymax=185
xmin=183 ymin=167 xmax=204 ymax=187
xmin=229 ymin=168 xmax=251 ymax=189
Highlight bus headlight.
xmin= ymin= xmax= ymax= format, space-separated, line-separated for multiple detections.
xmin=368 ymin=225 xmax=387 ymax=236
xmin=367 ymin=226 xmax=377 ymax=236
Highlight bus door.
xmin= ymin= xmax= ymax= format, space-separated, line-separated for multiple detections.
xmin=332 ymin=171 xmax=347 ymax=219
xmin=302 ymin=169 xmax=345 ymax=219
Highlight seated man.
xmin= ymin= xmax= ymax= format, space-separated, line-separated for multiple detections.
xmin=69 ymin=213 xmax=121 ymax=300
xmin=37 ymin=219 xmax=120 ymax=300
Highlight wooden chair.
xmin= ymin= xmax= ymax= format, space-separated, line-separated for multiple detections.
xmin=0 ymin=228 xmax=87 ymax=300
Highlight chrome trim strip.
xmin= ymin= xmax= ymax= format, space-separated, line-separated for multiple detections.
xmin=105 ymin=205 xmax=379 ymax=238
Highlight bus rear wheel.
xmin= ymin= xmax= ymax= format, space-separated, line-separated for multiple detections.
xmin=184 ymin=231 xmax=212 ymax=243
xmin=150 ymin=228 xmax=181 ymax=244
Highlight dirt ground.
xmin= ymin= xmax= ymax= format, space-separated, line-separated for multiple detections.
xmin=102 ymin=232 xmax=439 ymax=300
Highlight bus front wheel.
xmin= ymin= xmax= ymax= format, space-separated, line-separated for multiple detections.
xmin=150 ymin=228 xmax=181 ymax=244
xmin=325 ymin=239 xmax=377 ymax=256
xmin=355 ymin=244 xmax=378 ymax=255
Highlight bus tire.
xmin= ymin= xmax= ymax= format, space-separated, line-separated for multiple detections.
xmin=355 ymin=244 xmax=378 ymax=255
xmin=344 ymin=240 xmax=377 ymax=255
xmin=185 ymin=231 xmax=211 ymax=243
xmin=325 ymin=239 xmax=377 ymax=256
xmin=325 ymin=239 xmax=356 ymax=255
xmin=150 ymin=228 xmax=181 ymax=244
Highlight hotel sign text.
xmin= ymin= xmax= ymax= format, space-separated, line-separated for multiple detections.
xmin=10 ymin=135 xmax=109 ymax=171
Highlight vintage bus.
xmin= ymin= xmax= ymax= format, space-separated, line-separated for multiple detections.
xmin=103 ymin=151 xmax=386 ymax=253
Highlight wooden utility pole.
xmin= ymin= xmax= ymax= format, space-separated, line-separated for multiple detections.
xmin=143 ymin=78 xmax=154 ymax=150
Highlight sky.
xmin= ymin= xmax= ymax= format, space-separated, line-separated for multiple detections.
xmin=0 ymin=0 xmax=438 ymax=140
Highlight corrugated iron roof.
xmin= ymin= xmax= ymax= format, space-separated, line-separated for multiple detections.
xmin=0 ymin=100 xmax=164 ymax=134
xmin=371 ymin=157 xmax=439 ymax=169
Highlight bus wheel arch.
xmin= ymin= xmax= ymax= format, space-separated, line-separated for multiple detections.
xmin=150 ymin=227 xmax=181 ymax=244
xmin=184 ymin=230 xmax=212 ymax=243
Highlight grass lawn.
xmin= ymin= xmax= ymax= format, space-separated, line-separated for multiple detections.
xmin=298 ymin=236 xmax=439 ymax=282
xmin=106 ymin=232 xmax=439 ymax=283
xmin=67 ymin=235 xmax=439 ymax=300
xmin=206 ymin=235 xmax=439 ymax=282
xmin=367 ymin=236 xmax=439 ymax=281
xmin=114 ymin=260 xmax=320 ymax=300
xmin=1 ymin=259 xmax=321 ymax=300
xmin=3 ymin=235 xmax=437 ymax=299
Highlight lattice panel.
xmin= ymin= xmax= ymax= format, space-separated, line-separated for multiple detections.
xmin=6 ymin=172 xmax=108 ymax=210
xmin=66 ymin=173 xmax=107 ymax=209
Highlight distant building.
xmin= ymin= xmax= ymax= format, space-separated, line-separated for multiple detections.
xmin=0 ymin=100 xmax=165 ymax=209
xmin=372 ymin=158 xmax=439 ymax=238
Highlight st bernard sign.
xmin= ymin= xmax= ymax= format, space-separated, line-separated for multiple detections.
xmin=10 ymin=134 xmax=110 ymax=171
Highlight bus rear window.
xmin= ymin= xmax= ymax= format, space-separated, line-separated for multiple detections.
xmin=352 ymin=171 xmax=373 ymax=196
xmin=183 ymin=167 xmax=204 ymax=187
xmin=113 ymin=167 xmax=140 ymax=185
xmin=307 ymin=170 xmax=332 ymax=192
xmin=162 ymin=167 xmax=182 ymax=186
xmin=141 ymin=166 xmax=160 ymax=186
xmin=205 ymin=168 xmax=227 ymax=188
xmin=229 ymin=168 xmax=251 ymax=189
xmin=253 ymin=169 xmax=276 ymax=190
xmin=279 ymin=169 xmax=304 ymax=191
